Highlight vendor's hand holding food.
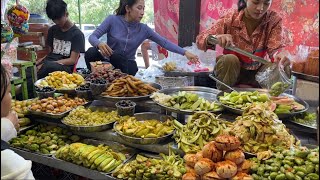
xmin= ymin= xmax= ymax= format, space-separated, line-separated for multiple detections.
xmin=184 ymin=51 xmax=199 ymax=64
xmin=98 ymin=42 xmax=113 ymax=57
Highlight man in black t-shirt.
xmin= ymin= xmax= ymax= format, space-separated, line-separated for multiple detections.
xmin=37 ymin=0 xmax=85 ymax=79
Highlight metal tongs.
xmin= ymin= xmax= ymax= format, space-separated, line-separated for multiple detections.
xmin=207 ymin=36 xmax=271 ymax=65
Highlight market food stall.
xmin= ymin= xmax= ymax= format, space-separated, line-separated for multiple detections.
xmin=6 ymin=65 xmax=318 ymax=179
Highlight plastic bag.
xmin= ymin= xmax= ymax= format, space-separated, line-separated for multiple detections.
xmin=255 ymin=61 xmax=292 ymax=96
xmin=135 ymin=64 xmax=164 ymax=83
xmin=291 ymin=45 xmax=310 ymax=73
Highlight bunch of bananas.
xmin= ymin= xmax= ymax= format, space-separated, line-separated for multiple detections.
xmin=39 ymin=71 xmax=85 ymax=89
xmin=55 ymin=143 xmax=125 ymax=173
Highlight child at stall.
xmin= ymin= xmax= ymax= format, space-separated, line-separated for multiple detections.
xmin=1 ymin=64 xmax=35 ymax=179
xmin=36 ymin=0 xmax=85 ymax=79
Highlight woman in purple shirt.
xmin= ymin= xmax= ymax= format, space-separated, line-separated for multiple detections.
xmin=85 ymin=0 xmax=199 ymax=75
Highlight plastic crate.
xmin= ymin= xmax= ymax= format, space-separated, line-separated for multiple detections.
xmin=155 ymin=76 xmax=194 ymax=89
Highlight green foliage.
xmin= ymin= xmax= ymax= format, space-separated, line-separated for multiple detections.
xmin=6 ymin=0 xmax=154 ymax=25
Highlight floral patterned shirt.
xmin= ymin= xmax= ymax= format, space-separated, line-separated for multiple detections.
xmin=196 ymin=10 xmax=284 ymax=70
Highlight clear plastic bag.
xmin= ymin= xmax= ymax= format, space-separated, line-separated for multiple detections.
xmin=255 ymin=62 xmax=292 ymax=96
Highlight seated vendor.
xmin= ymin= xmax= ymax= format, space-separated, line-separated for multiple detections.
xmin=37 ymin=0 xmax=85 ymax=79
xmin=196 ymin=0 xmax=291 ymax=90
xmin=84 ymin=0 xmax=199 ymax=76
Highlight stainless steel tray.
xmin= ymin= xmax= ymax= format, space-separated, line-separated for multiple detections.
xmin=113 ymin=112 xmax=175 ymax=145
xmin=52 ymin=139 xmax=137 ymax=174
xmin=153 ymin=86 xmax=223 ymax=115
xmin=98 ymin=82 xmax=162 ymax=102
xmin=216 ymin=88 xmax=309 ymax=119
xmin=28 ymin=101 xmax=90 ymax=119
xmin=287 ymin=112 xmax=317 ymax=132
xmin=61 ymin=106 xmax=118 ymax=132
xmin=34 ymin=78 xmax=80 ymax=94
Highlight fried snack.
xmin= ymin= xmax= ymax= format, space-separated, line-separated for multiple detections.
xmin=224 ymin=149 xmax=245 ymax=165
xmin=101 ymin=75 xmax=158 ymax=97
xmin=215 ymin=160 xmax=238 ymax=179
xmin=214 ymin=135 xmax=241 ymax=151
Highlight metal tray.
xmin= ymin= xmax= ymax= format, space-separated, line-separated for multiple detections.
xmin=153 ymin=86 xmax=223 ymax=115
xmin=98 ymin=82 xmax=162 ymax=102
xmin=61 ymin=106 xmax=118 ymax=132
xmin=28 ymin=101 xmax=89 ymax=119
xmin=287 ymin=112 xmax=317 ymax=132
xmin=216 ymin=88 xmax=309 ymax=119
xmin=52 ymin=139 xmax=137 ymax=174
xmin=34 ymin=78 xmax=81 ymax=94
xmin=113 ymin=112 xmax=175 ymax=145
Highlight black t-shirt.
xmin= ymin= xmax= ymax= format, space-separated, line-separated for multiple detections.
xmin=46 ymin=24 xmax=85 ymax=61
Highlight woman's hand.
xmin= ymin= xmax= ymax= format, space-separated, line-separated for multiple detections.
xmin=213 ymin=34 xmax=234 ymax=48
xmin=6 ymin=111 xmax=19 ymax=131
xmin=185 ymin=51 xmax=199 ymax=64
xmin=274 ymin=51 xmax=292 ymax=77
xmin=98 ymin=42 xmax=113 ymax=57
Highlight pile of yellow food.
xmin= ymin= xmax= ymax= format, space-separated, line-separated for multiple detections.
xmin=55 ymin=143 xmax=126 ymax=173
xmin=39 ymin=71 xmax=85 ymax=89
xmin=11 ymin=99 xmax=37 ymax=127
xmin=101 ymin=75 xmax=158 ymax=97
xmin=63 ymin=106 xmax=121 ymax=126
xmin=30 ymin=95 xmax=87 ymax=114
xmin=115 ymin=116 xmax=174 ymax=138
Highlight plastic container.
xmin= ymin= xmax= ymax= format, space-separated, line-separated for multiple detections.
xmin=115 ymin=100 xmax=136 ymax=116
xmin=89 ymin=82 xmax=107 ymax=96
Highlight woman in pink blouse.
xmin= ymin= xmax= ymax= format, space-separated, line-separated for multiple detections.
xmin=197 ymin=0 xmax=291 ymax=90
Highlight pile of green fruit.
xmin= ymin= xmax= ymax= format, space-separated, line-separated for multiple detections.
xmin=112 ymin=153 xmax=186 ymax=180
xmin=152 ymin=91 xmax=222 ymax=112
xmin=293 ymin=112 xmax=317 ymax=128
xmin=55 ymin=143 xmax=125 ymax=173
xmin=173 ymin=111 xmax=231 ymax=153
xmin=270 ymin=82 xmax=291 ymax=97
xmin=9 ymin=124 xmax=80 ymax=154
xmin=115 ymin=117 xmax=174 ymax=138
xmin=225 ymin=102 xmax=296 ymax=154
xmin=219 ymin=91 xmax=270 ymax=110
xmin=63 ymin=106 xmax=121 ymax=126
xmin=250 ymin=147 xmax=319 ymax=180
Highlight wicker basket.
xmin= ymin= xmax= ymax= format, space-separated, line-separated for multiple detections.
xmin=155 ymin=76 xmax=194 ymax=89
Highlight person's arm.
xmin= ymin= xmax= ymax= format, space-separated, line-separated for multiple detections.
xmin=1 ymin=149 xmax=34 ymax=179
xmin=196 ymin=17 xmax=227 ymax=51
xmin=141 ymin=40 xmax=151 ymax=68
xmin=266 ymin=18 xmax=285 ymax=63
xmin=37 ymin=27 xmax=54 ymax=66
xmin=1 ymin=117 xmax=17 ymax=142
xmin=57 ymin=30 xmax=85 ymax=66
xmin=146 ymin=27 xmax=186 ymax=56
xmin=89 ymin=16 xmax=112 ymax=47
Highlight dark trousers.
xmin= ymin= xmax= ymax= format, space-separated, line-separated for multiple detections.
xmin=37 ymin=60 xmax=72 ymax=79
xmin=84 ymin=47 xmax=138 ymax=75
